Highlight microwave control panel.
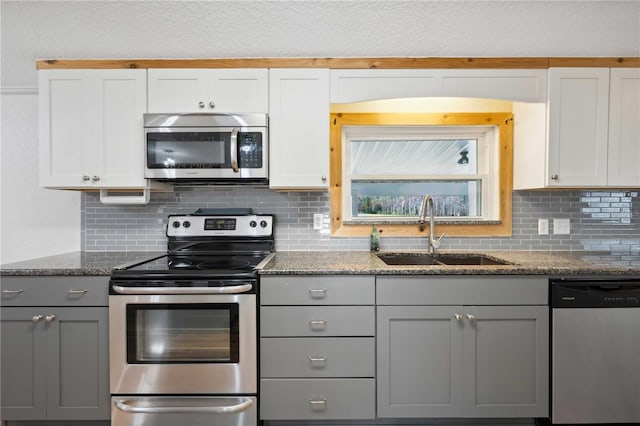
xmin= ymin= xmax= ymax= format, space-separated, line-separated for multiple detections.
xmin=239 ymin=133 xmax=262 ymax=168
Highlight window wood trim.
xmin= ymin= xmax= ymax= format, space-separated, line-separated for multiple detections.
xmin=329 ymin=112 xmax=513 ymax=237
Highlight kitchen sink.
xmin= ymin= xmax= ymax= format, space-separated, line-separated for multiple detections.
xmin=376 ymin=252 xmax=513 ymax=266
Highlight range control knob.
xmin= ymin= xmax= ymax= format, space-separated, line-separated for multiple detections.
xmin=260 ymin=220 xmax=268 ymax=228
xmin=172 ymin=221 xmax=181 ymax=228
xmin=249 ymin=220 xmax=257 ymax=228
xmin=182 ymin=221 xmax=191 ymax=228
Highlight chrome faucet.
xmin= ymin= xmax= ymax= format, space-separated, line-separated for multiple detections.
xmin=419 ymin=195 xmax=445 ymax=254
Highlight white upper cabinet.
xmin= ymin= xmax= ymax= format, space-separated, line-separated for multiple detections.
xmin=330 ymin=69 xmax=547 ymax=103
xmin=39 ymin=69 xmax=149 ymax=189
xmin=148 ymin=69 xmax=268 ymax=113
xmin=608 ymin=68 xmax=640 ymax=186
xmin=268 ymin=69 xmax=330 ymax=190
xmin=514 ymin=67 xmax=639 ymax=189
xmin=546 ymin=68 xmax=610 ymax=187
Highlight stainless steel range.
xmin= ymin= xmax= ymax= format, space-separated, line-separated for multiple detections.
xmin=109 ymin=211 xmax=274 ymax=426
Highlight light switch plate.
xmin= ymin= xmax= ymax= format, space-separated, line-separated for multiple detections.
xmin=538 ymin=219 xmax=549 ymax=235
xmin=553 ymin=218 xmax=571 ymax=235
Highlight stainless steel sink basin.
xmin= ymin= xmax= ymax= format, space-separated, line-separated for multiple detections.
xmin=376 ymin=252 xmax=513 ymax=266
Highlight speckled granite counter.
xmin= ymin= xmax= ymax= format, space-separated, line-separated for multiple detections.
xmin=0 ymin=251 xmax=164 ymax=276
xmin=1 ymin=250 xmax=638 ymax=277
xmin=259 ymin=250 xmax=640 ymax=276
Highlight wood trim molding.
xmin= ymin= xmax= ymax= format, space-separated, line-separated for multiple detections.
xmin=35 ymin=57 xmax=639 ymax=70
xmin=329 ymin=112 xmax=513 ymax=237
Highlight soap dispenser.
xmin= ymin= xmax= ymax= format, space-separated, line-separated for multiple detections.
xmin=370 ymin=224 xmax=380 ymax=252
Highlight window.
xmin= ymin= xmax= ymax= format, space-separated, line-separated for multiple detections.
xmin=329 ymin=113 xmax=513 ymax=237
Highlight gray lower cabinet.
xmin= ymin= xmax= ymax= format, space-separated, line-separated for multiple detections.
xmin=376 ymin=276 xmax=549 ymax=419
xmin=260 ymin=275 xmax=376 ymax=421
xmin=1 ymin=276 xmax=110 ymax=421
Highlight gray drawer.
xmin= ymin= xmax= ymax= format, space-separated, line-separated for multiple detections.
xmin=260 ymin=378 xmax=375 ymax=420
xmin=376 ymin=275 xmax=548 ymax=305
xmin=1 ymin=276 xmax=109 ymax=306
xmin=260 ymin=275 xmax=375 ymax=305
xmin=261 ymin=337 xmax=375 ymax=378
xmin=261 ymin=306 xmax=375 ymax=337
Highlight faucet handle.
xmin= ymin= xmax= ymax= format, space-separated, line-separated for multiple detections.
xmin=432 ymin=233 xmax=445 ymax=249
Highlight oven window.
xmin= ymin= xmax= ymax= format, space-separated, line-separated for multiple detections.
xmin=126 ymin=303 xmax=239 ymax=364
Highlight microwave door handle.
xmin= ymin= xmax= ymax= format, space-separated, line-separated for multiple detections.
xmin=230 ymin=128 xmax=239 ymax=172
xmin=114 ymin=398 xmax=254 ymax=414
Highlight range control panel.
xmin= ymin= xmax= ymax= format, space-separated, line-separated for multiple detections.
xmin=167 ymin=215 xmax=273 ymax=237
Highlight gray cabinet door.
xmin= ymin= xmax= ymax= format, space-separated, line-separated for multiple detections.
xmin=46 ymin=307 xmax=110 ymax=420
xmin=0 ymin=307 xmax=110 ymax=421
xmin=1 ymin=308 xmax=48 ymax=420
xmin=377 ymin=305 xmax=464 ymax=418
xmin=463 ymin=305 xmax=549 ymax=418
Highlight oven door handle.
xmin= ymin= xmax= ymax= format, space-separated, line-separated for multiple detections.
xmin=111 ymin=284 xmax=253 ymax=295
xmin=114 ymin=397 xmax=254 ymax=414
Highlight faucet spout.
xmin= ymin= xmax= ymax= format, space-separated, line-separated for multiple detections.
xmin=419 ymin=194 xmax=444 ymax=254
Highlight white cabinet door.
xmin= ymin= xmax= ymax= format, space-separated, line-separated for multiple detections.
xmin=148 ymin=69 xmax=268 ymax=113
xmin=608 ymin=68 xmax=640 ymax=186
xmin=269 ymin=69 xmax=330 ymax=189
xmin=547 ymin=68 xmax=610 ymax=187
xmin=39 ymin=69 xmax=148 ymax=189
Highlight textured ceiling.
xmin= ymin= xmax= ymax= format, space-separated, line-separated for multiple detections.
xmin=1 ymin=1 xmax=639 ymax=87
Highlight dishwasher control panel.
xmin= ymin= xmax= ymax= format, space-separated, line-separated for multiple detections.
xmin=551 ymin=278 xmax=640 ymax=308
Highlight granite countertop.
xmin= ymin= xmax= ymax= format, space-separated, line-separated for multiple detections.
xmin=1 ymin=250 xmax=638 ymax=277
xmin=0 ymin=251 xmax=165 ymax=276
xmin=260 ymin=250 xmax=640 ymax=276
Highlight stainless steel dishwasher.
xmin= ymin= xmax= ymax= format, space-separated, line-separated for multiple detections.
xmin=551 ymin=277 xmax=640 ymax=424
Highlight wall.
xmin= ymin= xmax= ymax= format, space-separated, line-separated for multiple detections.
xmin=1 ymin=1 xmax=639 ymax=262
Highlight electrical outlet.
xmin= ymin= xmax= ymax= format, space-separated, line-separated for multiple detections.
xmin=313 ymin=214 xmax=324 ymax=230
xmin=553 ymin=218 xmax=571 ymax=235
xmin=538 ymin=219 xmax=549 ymax=235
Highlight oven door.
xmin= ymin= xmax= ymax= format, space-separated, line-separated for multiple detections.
xmin=109 ymin=293 xmax=256 ymax=394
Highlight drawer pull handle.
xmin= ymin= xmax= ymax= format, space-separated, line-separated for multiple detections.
xmin=308 ymin=288 xmax=327 ymax=299
xmin=309 ymin=356 xmax=328 ymax=367
xmin=2 ymin=289 xmax=23 ymax=294
xmin=68 ymin=289 xmax=88 ymax=294
xmin=308 ymin=397 xmax=327 ymax=410
xmin=308 ymin=320 xmax=327 ymax=330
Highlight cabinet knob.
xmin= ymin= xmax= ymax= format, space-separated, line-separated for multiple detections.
xmin=321 ymin=175 xmax=327 ymax=182
xmin=198 ymin=101 xmax=205 ymax=108
xmin=32 ymin=314 xmax=44 ymax=322
xmin=466 ymin=314 xmax=476 ymax=321
xmin=209 ymin=101 xmax=215 ymax=108
xmin=454 ymin=313 xmax=462 ymax=321
xmin=82 ymin=175 xmax=91 ymax=181
xmin=45 ymin=314 xmax=56 ymax=322
xmin=551 ymin=174 xmax=559 ymax=181
xmin=92 ymin=176 xmax=100 ymax=182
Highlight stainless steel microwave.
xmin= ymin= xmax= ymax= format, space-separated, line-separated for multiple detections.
xmin=144 ymin=113 xmax=268 ymax=183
